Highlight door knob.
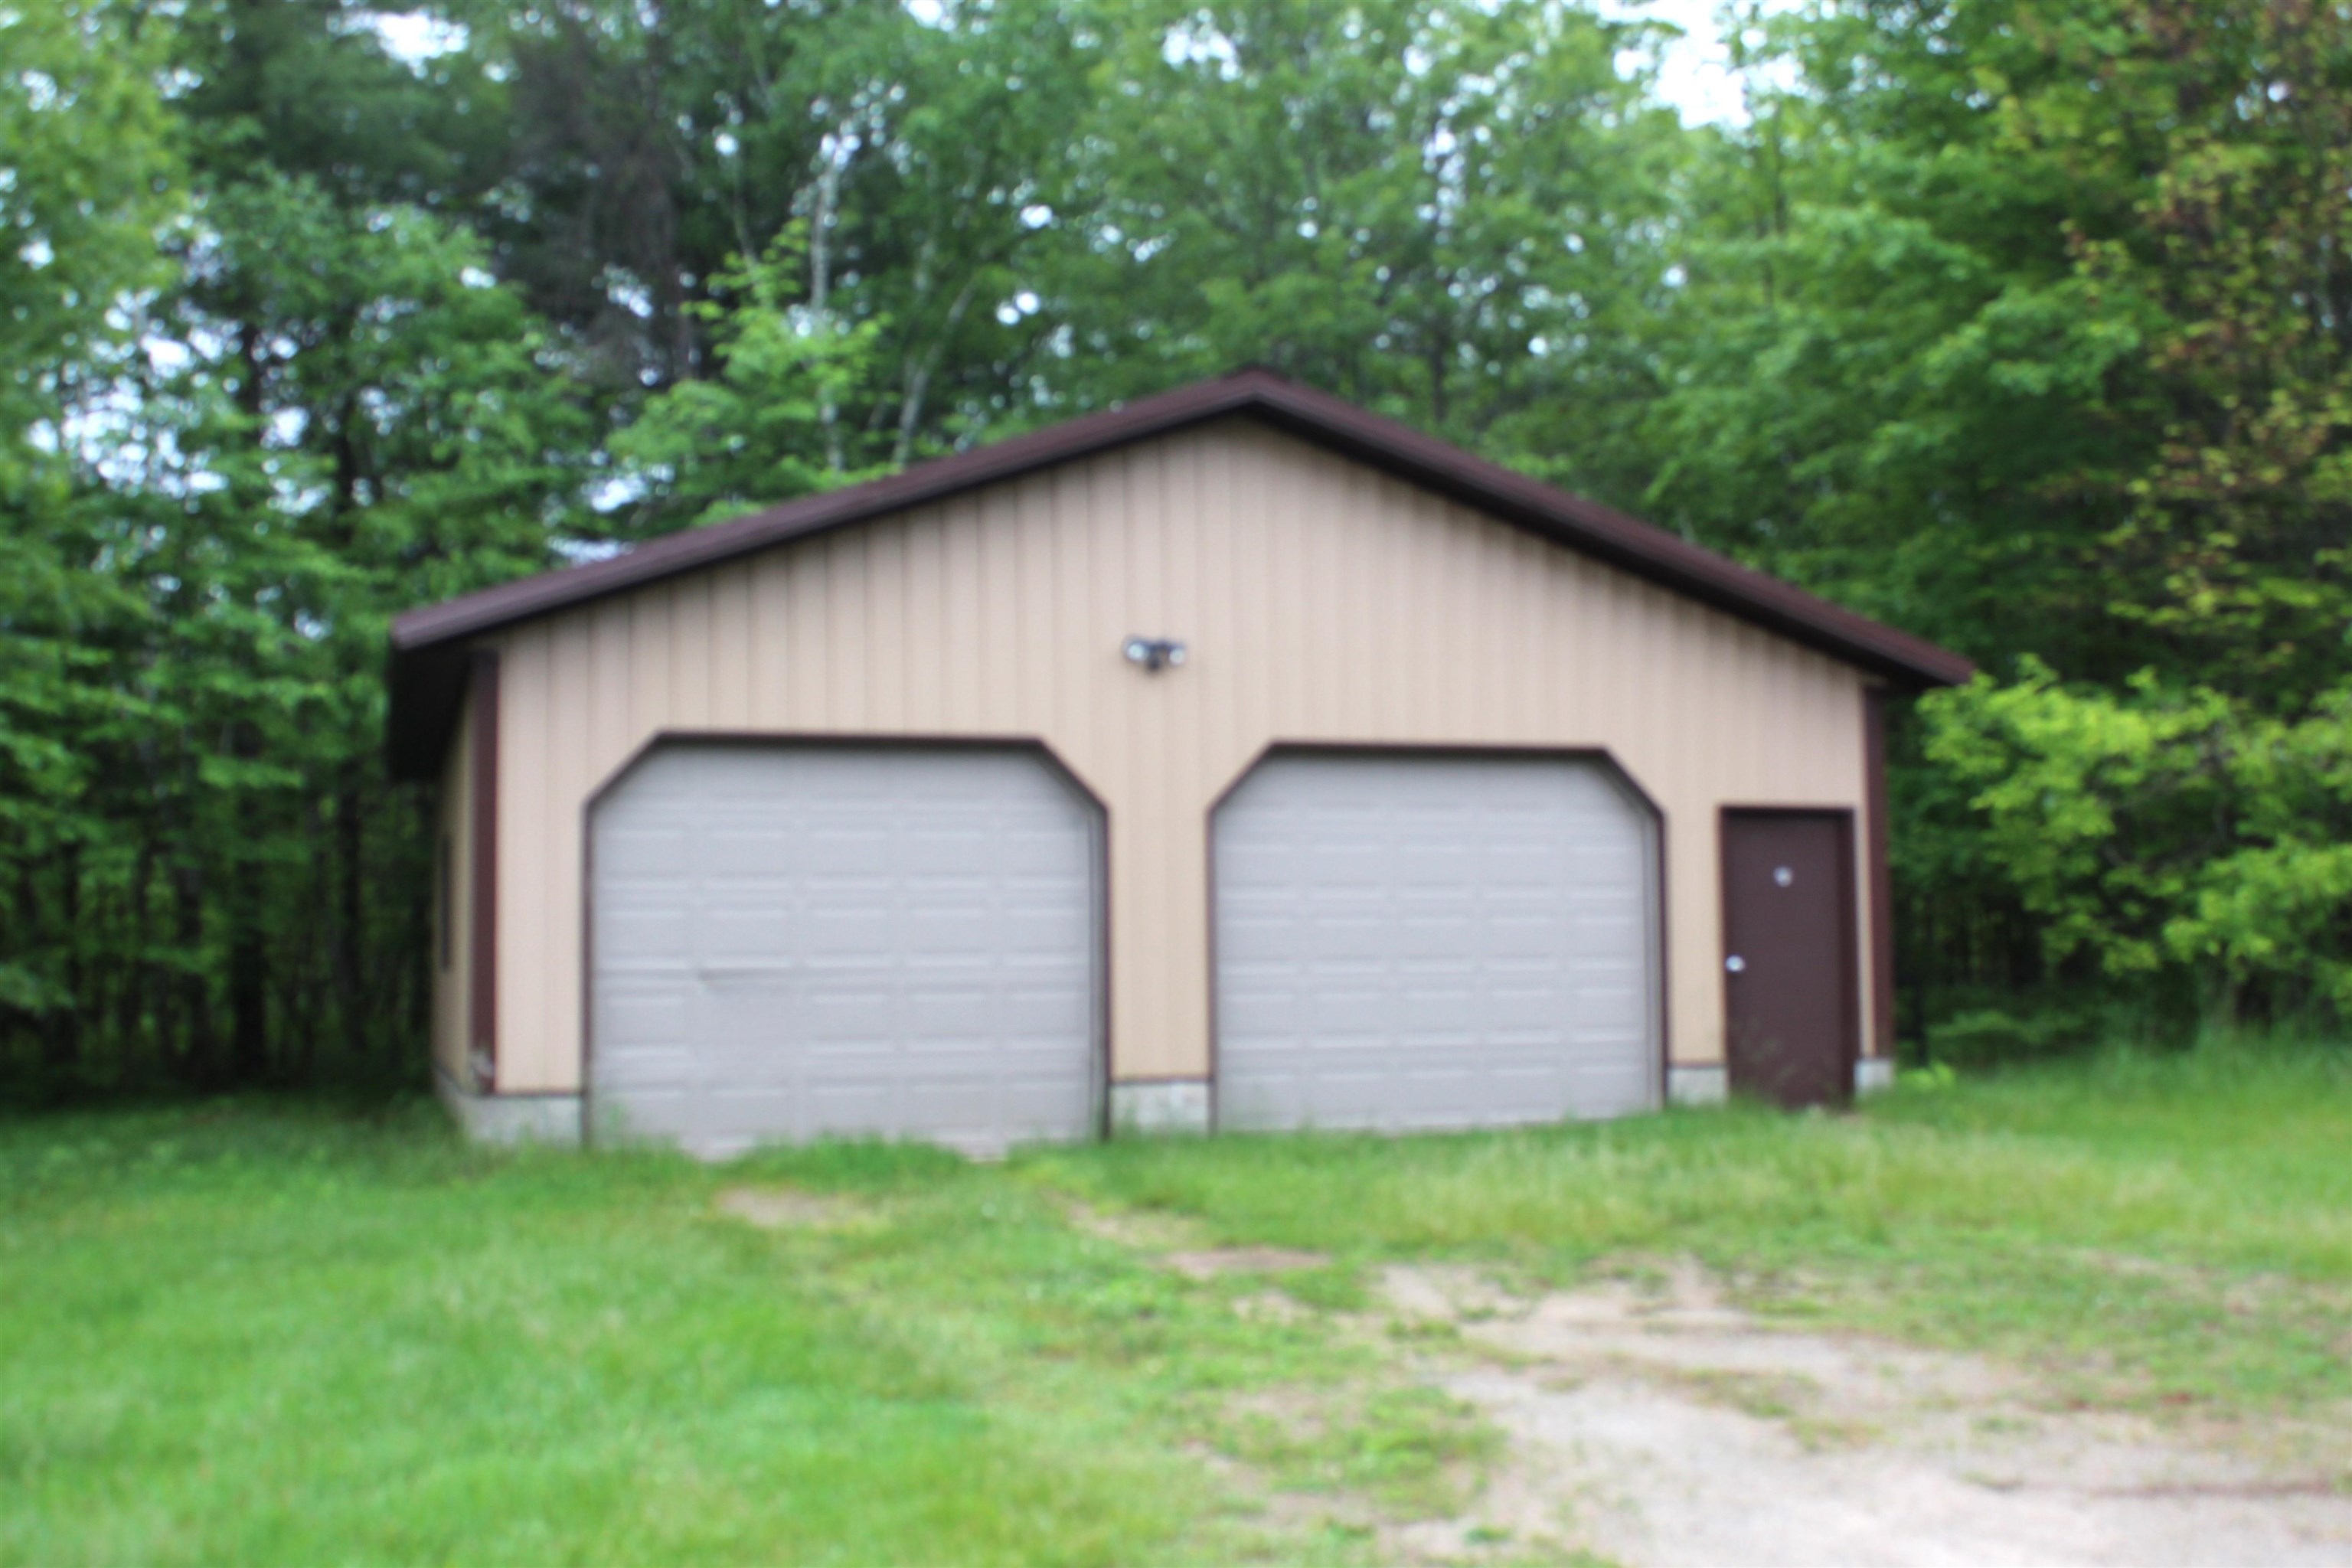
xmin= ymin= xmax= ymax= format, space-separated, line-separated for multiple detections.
xmin=1726 ymin=955 xmax=1746 ymax=973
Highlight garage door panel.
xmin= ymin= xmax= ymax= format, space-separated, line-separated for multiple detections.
xmin=1295 ymin=994 xmax=1390 ymax=1034
xmin=797 ymin=834 xmax=899 ymax=876
xmin=796 ymin=909 xmax=896 ymax=959
xmin=590 ymin=745 xmax=1099 ymax=1155
xmin=702 ymin=822 xmax=799 ymax=861
xmin=1220 ymin=1081 xmax=1302 ymax=1127
xmin=1481 ymin=991 xmax=1571 ymax=1032
xmin=1397 ymin=990 xmax=1485 ymax=1034
xmin=1222 ymin=991 xmax=1306 ymax=1036
xmin=897 ymin=988 xmax=994 ymax=1033
xmin=597 ymin=825 xmax=691 ymax=879
xmin=903 ymin=906 xmax=1008 ymax=952
xmin=1215 ymin=753 xmax=1658 ymax=1134
xmin=597 ymin=983 xmax=691 ymax=1044
xmin=598 ymin=1052 xmax=698 ymax=1095
xmin=1482 ymin=920 xmax=1566 ymax=959
xmin=599 ymin=910 xmax=692 ymax=965
xmin=1001 ymin=1086 xmax=1093 ymax=1127
xmin=700 ymin=907 xmax=800 ymax=962
xmin=606 ymin=1091 xmax=705 ymax=1145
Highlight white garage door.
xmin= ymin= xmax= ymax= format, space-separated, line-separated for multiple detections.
xmin=1214 ymin=753 xmax=1659 ymax=1132
xmin=590 ymin=744 xmax=1100 ymax=1157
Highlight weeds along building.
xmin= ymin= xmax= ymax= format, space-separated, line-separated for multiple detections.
xmin=387 ymin=369 xmax=1972 ymax=1153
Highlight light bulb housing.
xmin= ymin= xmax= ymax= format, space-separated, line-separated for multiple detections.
xmin=1122 ymin=636 xmax=1187 ymax=673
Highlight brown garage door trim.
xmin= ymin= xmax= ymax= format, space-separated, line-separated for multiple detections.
xmin=1862 ymin=688 xmax=1896 ymax=1062
xmin=576 ymin=730 xmax=1114 ymax=1145
xmin=1203 ymin=741 xmax=1671 ymax=1133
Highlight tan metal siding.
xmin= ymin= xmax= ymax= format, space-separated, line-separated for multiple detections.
xmin=430 ymin=686 xmax=474 ymax=1084
xmin=487 ymin=419 xmax=1878 ymax=1093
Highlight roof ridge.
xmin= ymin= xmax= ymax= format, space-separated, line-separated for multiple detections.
xmin=386 ymin=369 xmax=1971 ymax=776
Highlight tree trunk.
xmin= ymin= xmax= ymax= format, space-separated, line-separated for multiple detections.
xmin=171 ymin=859 xmax=216 ymax=1089
xmin=124 ymin=841 xmax=153 ymax=1084
xmin=227 ymin=885 xmax=270 ymax=1086
xmin=42 ymin=847 xmax=80 ymax=1084
xmin=336 ymin=773 xmax=365 ymax=1063
xmin=809 ymin=115 xmax=854 ymax=474
xmin=224 ymin=720 xmax=270 ymax=1086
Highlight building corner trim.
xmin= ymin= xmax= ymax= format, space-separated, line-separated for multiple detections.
xmin=1863 ymin=685 xmax=1896 ymax=1061
xmin=469 ymin=649 xmax=501 ymax=1091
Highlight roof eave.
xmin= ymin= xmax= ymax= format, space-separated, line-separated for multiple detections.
xmin=386 ymin=369 xmax=1974 ymax=780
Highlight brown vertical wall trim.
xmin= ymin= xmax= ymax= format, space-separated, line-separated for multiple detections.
xmin=469 ymin=649 xmax=501 ymax=1090
xmin=1862 ymin=686 xmax=1896 ymax=1061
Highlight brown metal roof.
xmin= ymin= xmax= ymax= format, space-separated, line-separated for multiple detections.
xmin=387 ymin=368 xmax=1973 ymax=777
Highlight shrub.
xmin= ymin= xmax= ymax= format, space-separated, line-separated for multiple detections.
xmin=1923 ymin=662 xmax=2352 ymax=1027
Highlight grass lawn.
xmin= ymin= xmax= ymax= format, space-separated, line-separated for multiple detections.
xmin=3 ymin=1042 xmax=2346 ymax=1566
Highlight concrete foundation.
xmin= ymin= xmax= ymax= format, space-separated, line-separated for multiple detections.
xmin=1667 ymin=1063 xmax=1729 ymax=1106
xmin=1110 ymin=1079 xmax=1212 ymax=1135
xmin=433 ymin=1060 xmax=1890 ymax=1147
xmin=435 ymin=1067 xmax=584 ymax=1146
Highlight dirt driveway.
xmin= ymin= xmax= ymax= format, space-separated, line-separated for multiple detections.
xmin=1369 ymin=1263 xmax=2352 ymax=1567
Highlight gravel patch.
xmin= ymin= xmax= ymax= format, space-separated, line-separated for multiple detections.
xmin=1380 ymin=1262 xmax=2352 ymax=1567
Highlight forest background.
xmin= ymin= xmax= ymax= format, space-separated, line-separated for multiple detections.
xmin=3 ymin=0 xmax=2344 ymax=1093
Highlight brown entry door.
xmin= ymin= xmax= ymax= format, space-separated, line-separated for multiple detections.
xmin=1721 ymin=811 xmax=1858 ymax=1109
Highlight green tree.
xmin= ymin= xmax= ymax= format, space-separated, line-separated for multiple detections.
xmin=0 ymin=0 xmax=185 ymax=1062
xmin=5 ymin=0 xmax=591 ymax=1090
xmin=1649 ymin=0 xmax=2350 ymax=1031
xmin=1927 ymin=665 xmax=2352 ymax=1020
xmin=11 ymin=0 xmax=2345 ymax=1091
xmin=610 ymin=227 xmax=892 ymax=527
xmin=1045 ymin=0 xmax=1687 ymax=469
